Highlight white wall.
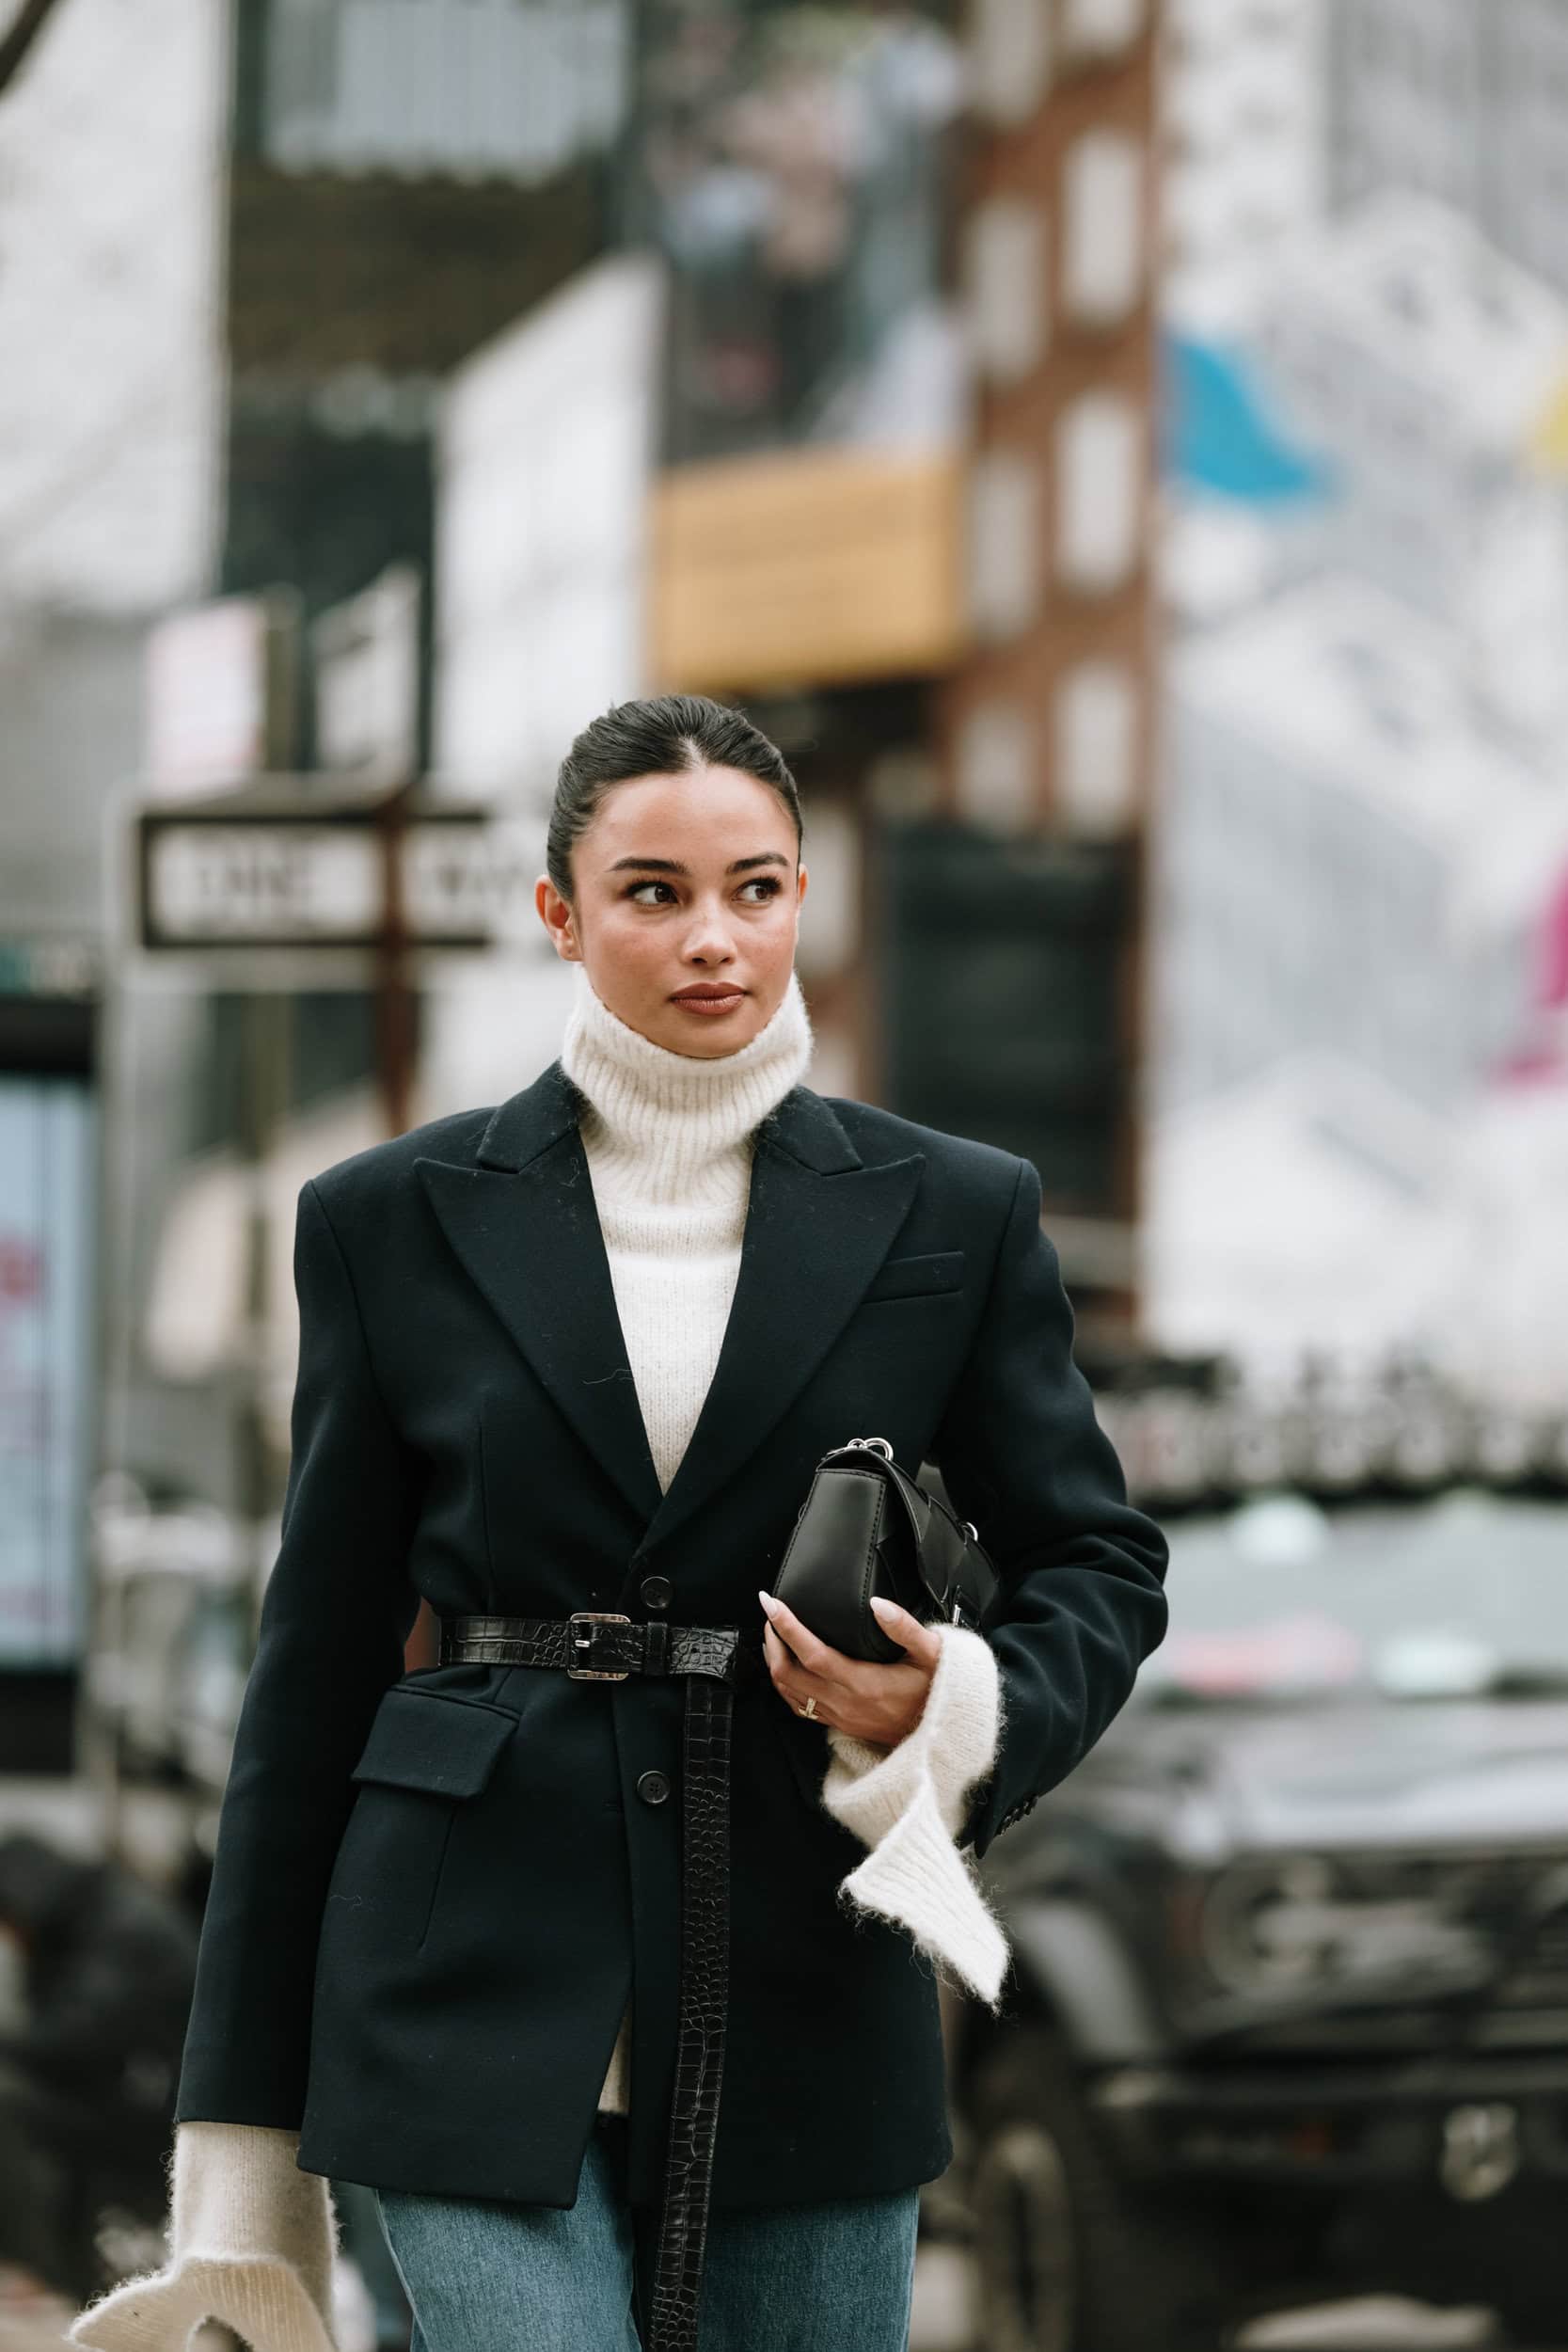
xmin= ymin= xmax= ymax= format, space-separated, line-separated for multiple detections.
xmin=0 ymin=0 xmax=228 ymax=616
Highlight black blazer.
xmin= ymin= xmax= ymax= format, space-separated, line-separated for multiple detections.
xmin=173 ymin=1060 xmax=1169 ymax=2212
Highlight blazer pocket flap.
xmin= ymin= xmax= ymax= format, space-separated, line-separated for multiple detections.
xmin=350 ymin=1686 xmax=515 ymax=1799
xmin=863 ymin=1249 xmax=966 ymax=1303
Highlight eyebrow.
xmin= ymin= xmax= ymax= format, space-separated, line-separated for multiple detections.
xmin=604 ymin=852 xmax=793 ymax=876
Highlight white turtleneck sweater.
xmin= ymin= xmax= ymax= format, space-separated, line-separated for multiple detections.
xmin=559 ymin=959 xmax=816 ymax=1501
xmin=70 ymin=962 xmax=1006 ymax=2352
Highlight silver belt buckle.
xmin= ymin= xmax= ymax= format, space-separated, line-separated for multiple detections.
xmin=567 ymin=1611 xmax=633 ymax=1681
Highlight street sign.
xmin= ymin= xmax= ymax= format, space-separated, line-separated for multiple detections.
xmin=135 ymin=786 xmax=536 ymax=952
xmin=144 ymin=819 xmax=382 ymax=946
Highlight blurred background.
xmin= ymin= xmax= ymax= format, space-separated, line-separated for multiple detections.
xmin=1 ymin=0 xmax=1567 ymax=2344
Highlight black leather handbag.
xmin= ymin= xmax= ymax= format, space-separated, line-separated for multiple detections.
xmin=770 ymin=1436 xmax=1000 ymax=1662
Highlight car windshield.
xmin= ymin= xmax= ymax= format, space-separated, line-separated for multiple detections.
xmin=1137 ymin=1490 xmax=1568 ymax=1704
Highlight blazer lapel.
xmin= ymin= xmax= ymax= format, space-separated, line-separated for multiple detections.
xmin=415 ymin=1061 xmax=927 ymax=1557
xmin=415 ymin=1064 xmax=666 ymax=1529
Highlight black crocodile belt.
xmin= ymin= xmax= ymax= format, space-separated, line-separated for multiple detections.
xmin=437 ymin=1610 xmax=758 ymax=2352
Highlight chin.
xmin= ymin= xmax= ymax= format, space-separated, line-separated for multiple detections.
xmin=661 ymin=1003 xmax=763 ymax=1055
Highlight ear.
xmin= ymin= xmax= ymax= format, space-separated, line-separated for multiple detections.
xmin=534 ymin=874 xmax=580 ymax=960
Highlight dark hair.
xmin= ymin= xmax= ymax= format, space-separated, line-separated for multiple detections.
xmin=546 ymin=693 xmax=803 ymax=905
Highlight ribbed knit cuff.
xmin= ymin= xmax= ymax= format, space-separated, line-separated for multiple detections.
xmin=821 ymin=1625 xmax=1010 ymax=2008
xmin=68 ymin=2122 xmax=339 ymax=2352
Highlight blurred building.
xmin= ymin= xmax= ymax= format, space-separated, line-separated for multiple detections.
xmin=224 ymin=0 xmax=630 ymax=685
xmin=425 ymin=0 xmax=1164 ymax=1331
xmin=1146 ymin=0 xmax=1568 ymax=1406
xmin=0 ymin=0 xmax=632 ymax=1762
xmin=1158 ymin=573 xmax=1566 ymax=1115
xmin=1 ymin=0 xmax=1171 ymax=1772
xmin=128 ymin=0 xmax=639 ymax=1456
xmin=1258 ymin=193 xmax=1568 ymax=735
xmin=420 ymin=253 xmax=666 ymax=1117
xmin=1162 ymin=0 xmax=1324 ymax=335
xmin=0 ymin=0 xmax=230 ymax=1767
xmin=923 ymin=0 xmax=1161 ymax=1305
xmin=1325 ymin=0 xmax=1568 ymax=301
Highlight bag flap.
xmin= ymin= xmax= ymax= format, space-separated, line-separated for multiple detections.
xmin=350 ymin=1685 xmax=516 ymax=1799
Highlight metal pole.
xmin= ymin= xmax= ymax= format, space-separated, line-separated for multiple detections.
xmin=372 ymin=786 xmax=438 ymax=1671
xmin=239 ymin=995 xmax=292 ymax=1625
xmin=375 ymin=783 xmax=418 ymax=1139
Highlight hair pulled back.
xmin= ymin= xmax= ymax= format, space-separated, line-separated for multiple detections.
xmin=546 ymin=693 xmax=803 ymax=905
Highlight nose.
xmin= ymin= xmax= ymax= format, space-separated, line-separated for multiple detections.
xmin=678 ymin=898 xmax=739 ymax=963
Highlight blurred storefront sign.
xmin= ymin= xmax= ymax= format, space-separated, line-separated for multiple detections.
xmin=0 ymin=1055 xmax=94 ymax=1681
xmin=650 ymin=447 xmax=966 ymax=692
xmin=311 ymin=564 xmax=421 ymax=785
xmin=145 ymin=594 xmax=301 ymax=803
xmin=1097 ymin=1357 xmax=1568 ymax=1516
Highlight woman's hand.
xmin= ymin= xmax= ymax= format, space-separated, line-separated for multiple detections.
xmin=757 ymin=1590 xmax=942 ymax=1748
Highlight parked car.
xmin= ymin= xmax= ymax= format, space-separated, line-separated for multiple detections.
xmin=953 ymin=1486 xmax=1568 ymax=2352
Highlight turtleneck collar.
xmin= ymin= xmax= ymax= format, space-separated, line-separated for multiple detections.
xmin=558 ymin=962 xmax=816 ymax=1171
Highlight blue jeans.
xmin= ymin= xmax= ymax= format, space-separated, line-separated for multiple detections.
xmin=373 ymin=2116 xmax=920 ymax=2351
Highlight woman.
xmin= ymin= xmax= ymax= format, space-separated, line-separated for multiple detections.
xmin=71 ymin=694 xmax=1169 ymax=2352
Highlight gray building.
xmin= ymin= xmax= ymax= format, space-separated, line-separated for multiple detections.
xmin=1255 ymin=192 xmax=1568 ymax=739
xmin=1327 ymin=0 xmax=1568 ymax=299
xmin=1155 ymin=573 xmax=1568 ymax=1119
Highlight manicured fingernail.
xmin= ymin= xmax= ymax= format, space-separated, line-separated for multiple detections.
xmin=757 ymin=1590 xmax=777 ymax=1614
xmin=869 ymin=1596 xmax=895 ymax=1618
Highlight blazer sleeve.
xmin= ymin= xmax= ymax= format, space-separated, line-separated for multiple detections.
xmin=930 ymin=1153 xmax=1169 ymax=1863
xmin=174 ymin=1176 xmax=421 ymax=2128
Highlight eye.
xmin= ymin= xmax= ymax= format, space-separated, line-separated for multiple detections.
xmin=626 ymin=880 xmax=677 ymax=905
xmin=739 ymin=877 xmax=783 ymax=901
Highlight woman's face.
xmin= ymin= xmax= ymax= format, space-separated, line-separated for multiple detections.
xmin=536 ymin=764 xmax=808 ymax=1057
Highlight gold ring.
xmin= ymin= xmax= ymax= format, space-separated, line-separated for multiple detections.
xmin=801 ymin=1696 xmax=817 ymax=1719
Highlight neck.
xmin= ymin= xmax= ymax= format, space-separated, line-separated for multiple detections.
xmin=558 ymin=964 xmax=815 ymax=1183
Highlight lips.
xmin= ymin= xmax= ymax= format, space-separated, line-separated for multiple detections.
xmin=673 ymin=988 xmax=744 ymax=1002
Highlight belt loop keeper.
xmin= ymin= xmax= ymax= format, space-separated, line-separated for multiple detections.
xmin=644 ymin=1619 xmax=671 ymax=1676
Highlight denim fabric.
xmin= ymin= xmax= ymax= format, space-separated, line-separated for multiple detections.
xmin=372 ymin=2115 xmax=920 ymax=2351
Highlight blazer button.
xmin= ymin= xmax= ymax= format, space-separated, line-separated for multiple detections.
xmin=637 ymin=1770 xmax=672 ymax=1806
xmin=640 ymin=1575 xmax=673 ymax=1611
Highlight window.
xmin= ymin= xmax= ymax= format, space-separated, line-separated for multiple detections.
xmin=1054 ymin=661 xmax=1140 ymax=834
xmin=955 ymin=701 xmax=1037 ymax=833
xmin=1060 ymin=0 xmax=1147 ymax=63
xmin=965 ymin=199 xmax=1049 ymax=382
xmin=968 ymin=451 xmax=1043 ymax=641
xmin=1061 ymin=131 xmax=1146 ymax=326
xmin=970 ymin=0 xmax=1053 ymax=125
xmin=1055 ymin=392 xmax=1144 ymax=594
